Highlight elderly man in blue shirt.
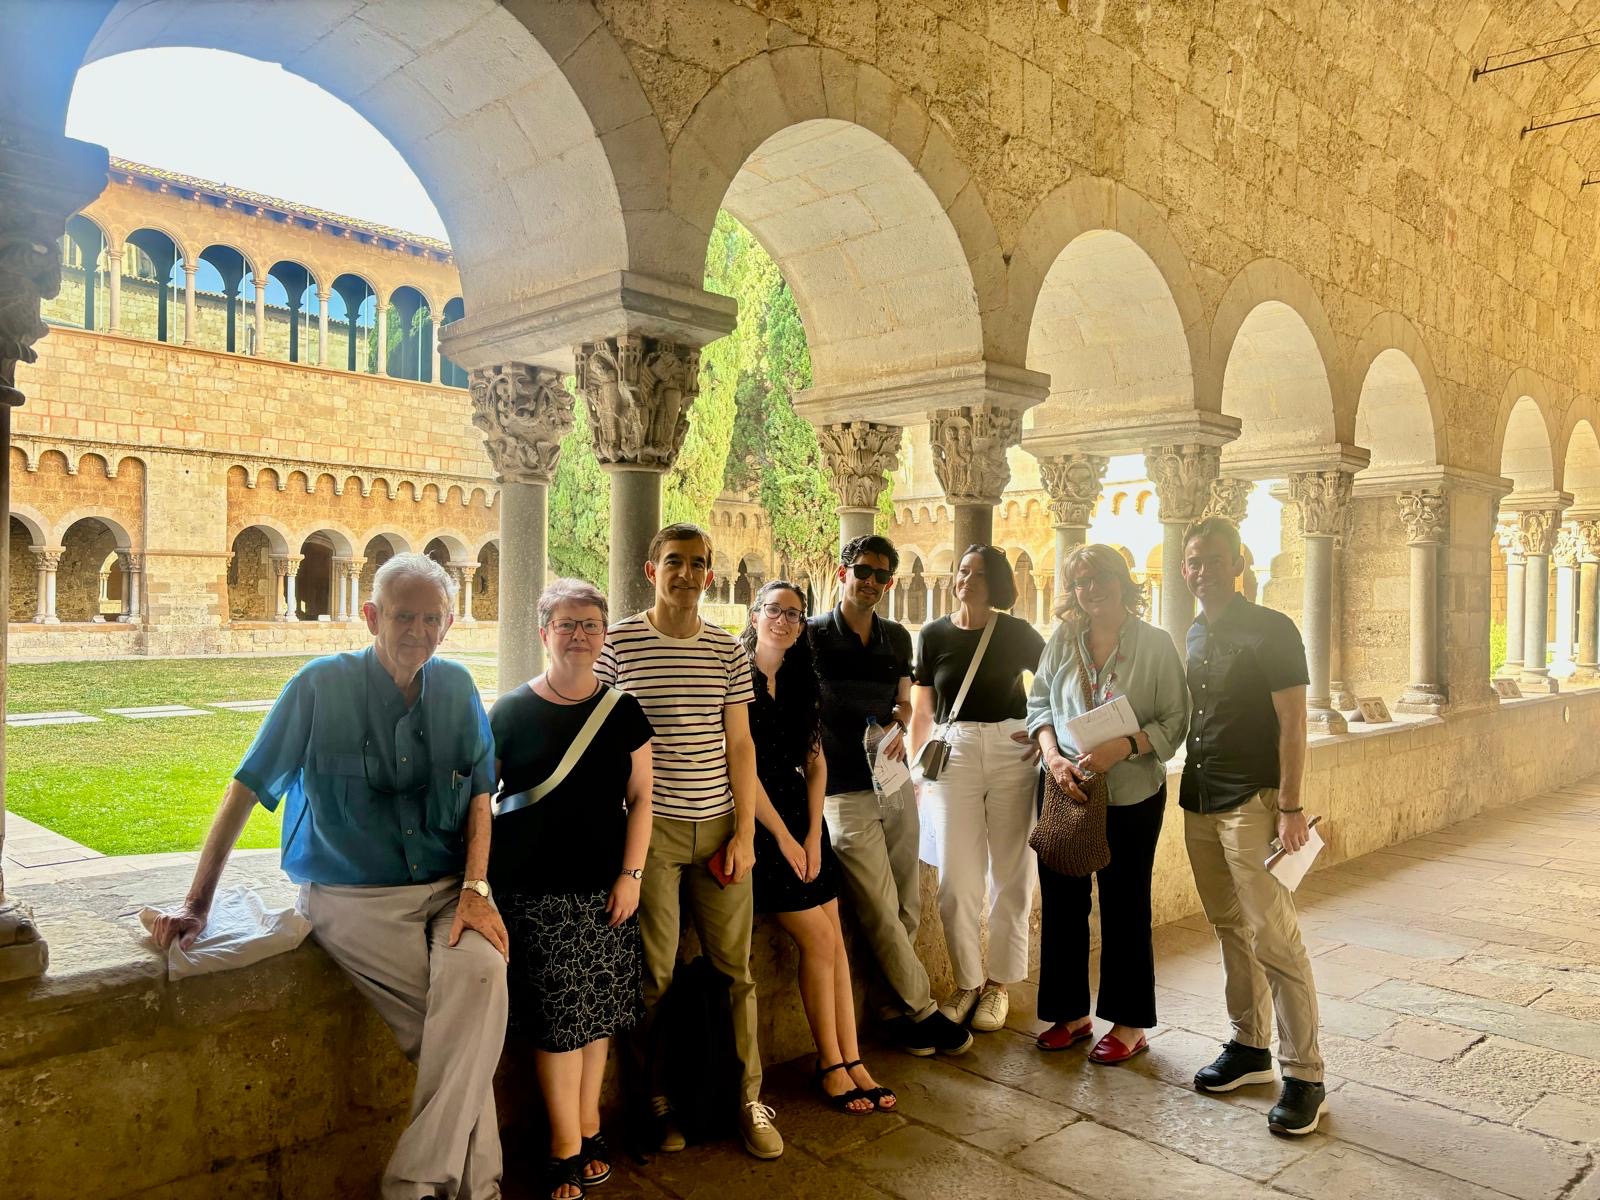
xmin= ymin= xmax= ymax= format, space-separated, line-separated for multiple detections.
xmin=152 ymin=553 xmax=509 ymax=1200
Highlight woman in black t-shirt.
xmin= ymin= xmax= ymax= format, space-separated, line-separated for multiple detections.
xmin=909 ymin=545 xmax=1045 ymax=1038
xmin=489 ymin=579 xmax=653 ymax=1200
xmin=743 ymin=580 xmax=896 ymax=1116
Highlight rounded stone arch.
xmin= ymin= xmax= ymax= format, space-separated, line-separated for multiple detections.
xmin=297 ymin=523 xmax=356 ymax=559
xmin=52 ymin=507 xmax=134 ymax=551
xmin=1351 ymin=313 xmax=1446 ymax=472
xmin=329 ymin=271 xmax=380 ymax=374
xmin=361 ymin=529 xmax=414 ymax=557
xmin=358 ymin=530 xmax=412 ymax=607
xmin=122 ymin=221 xmax=194 ymax=272
xmin=227 ymin=522 xmax=290 ymax=621
xmin=1558 ymin=408 xmax=1600 ymax=509
xmin=121 ymin=224 xmax=190 ymax=344
xmin=295 ymin=527 xmax=355 ymax=620
xmin=1493 ymin=371 xmax=1560 ymax=493
xmin=677 ymin=50 xmax=997 ymax=384
xmin=57 ymin=513 xmax=135 ymax=622
xmin=929 ymin=546 xmax=956 ymax=576
xmin=9 ymin=506 xmax=47 ymax=547
xmin=422 ymin=532 xmax=472 ymax=565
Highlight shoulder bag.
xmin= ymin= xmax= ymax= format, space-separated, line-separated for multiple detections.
xmin=912 ymin=613 xmax=997 ymax=783
xmin=494 ymin=686 xmax=622 ymax=817
xmin=1029 ymin=649 xmax=1112 ymax=876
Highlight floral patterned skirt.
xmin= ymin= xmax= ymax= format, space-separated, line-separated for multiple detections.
xmin=500 ymin=889 xmax=643 ymax=1053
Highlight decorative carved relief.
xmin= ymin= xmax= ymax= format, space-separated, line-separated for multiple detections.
xmin=115 ymin=551 xmax=144 ymax=575
xmin=930 ymin=404 xmax=1022 ymax=505
xmin=469 ymin=362 xmax=574 ymax=485
xmin=1289 ymin=469 xmax=1354 ymax=537
xmin=1144 ymin=444 xmax=1221 ymax=525
xmin=1578 ymin=520 xmax=1600 ymax=563
xmin=1553 ymin=524 xmax=1581 ymax=570
xmin=1396 ymin=489 xmax=1448 ymax=546
xmin=1203 ymin=477 xmax=1254 ymax=525
xmin=29 ymin=547 xmax=61 ymax=572
xmin=817 ymin=421 xmax=900 ymax=509
xmin=1515 ymin=508 xmax=1561 ymax=558
xmin=575 ymin=335 xmax=701 ymax=469
xmin=271 ymin=555 xmax=304 ymax=578
xmin=1038 ymin=452 xmax=1108 ymax=528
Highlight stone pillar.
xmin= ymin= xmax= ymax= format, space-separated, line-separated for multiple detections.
xmin=271 ymin=555 xmax=301 ymax=621
xmin=316 ymin=287 xmax=330 ymax=367
xmin=430 ymin=326 xmax=442 ymax=385
xmin=346 ymin=558 xmax=366 ymax=621
xmin=1327 ymin=510 xmax=1358 ymax=713
xmin=1518 ymin=508 xmax=1562 ymax=694
xmin=1499 ymin=523 xmax=1526 ymax=679
xmin=1395 ymin=489 xmax=1448 ymax=713
xmin=1290 ymin=468 xmax=1355 ymax=733
xmin=1038 ymin=451 xmax=1108 ymax=576
xmin=576 ymin=335 xmax=704 ymax=621
xmin=1553 ymin=525 xmax=1579 ymax=676
xmin=817 ymin=420 xmax=900 ymax=551
xmin=375 ymin=301 xmax=389 ymax=376
xmin=1577 ymin=522 xmax=1600 ymax=682
xmin=930 ymin=403 xmax=1022 ymax=554
xmin=252 ymin=278 xmax=267 ymax=355
xmin=456 ymin=565 xmax=479 ymax=624
xmin=116 ymin=551 xmax=142 ymax=623
xmin=331 ymin=556 xmax=350 ymax=620
xmin=30 ymin=546 xmax=60 ymax=623
xmin=471 ymin=362 xmax=574 ymax=689
xmin=106 ymin=247 xmax=122 ymax=333
xmin=182 ymin=261 xmax=198 ymax=346
xmin=1146 ymin=443 xmax=1221 ymax=652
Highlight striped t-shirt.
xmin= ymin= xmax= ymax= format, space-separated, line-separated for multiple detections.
xmin=596 ymin=612 xmax=755 ymax=821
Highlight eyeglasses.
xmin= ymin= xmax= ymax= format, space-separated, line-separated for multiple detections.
xmin=549 ymin=619 xmax=605 ymax=636
xmin=760 ymin=602 xmax=805 ymax=624
xmin=1072 ymin=572 xmax=1113 ymax=591
xmin=849 ymin=564 xmax=895 ymax=585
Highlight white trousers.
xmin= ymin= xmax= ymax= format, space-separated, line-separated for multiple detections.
xmin=921 ymin=718 xmax=1039 ymax=990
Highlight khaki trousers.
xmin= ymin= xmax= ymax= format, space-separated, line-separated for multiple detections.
xmin=302 ymin=876 xmax=508 ymax=1200
xmin=628 ymin=812 xmax=763 ymax=1104
xmin=824 ymin=787 xmax=934 ymax=1019
xmin=1183 ymin=789 xmax=1324 ymax=1082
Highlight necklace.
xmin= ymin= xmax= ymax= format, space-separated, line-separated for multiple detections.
xmin=544 ymin=673 xmax=600 ymax=703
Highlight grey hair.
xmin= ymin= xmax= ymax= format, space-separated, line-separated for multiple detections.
xmin=538 ymin=577 xmax=609 ymax=628
xmin=370 ymin=552 xmax=457 ymax=611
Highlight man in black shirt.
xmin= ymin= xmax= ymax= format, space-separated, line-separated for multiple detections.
xmin=1180 ymin=517 xmax=1327 ymax=1137
xmin=809 ymin=534 xmax=971 ymax=1057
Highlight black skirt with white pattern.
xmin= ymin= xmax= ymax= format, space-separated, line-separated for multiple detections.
xmin=501 ymin=889 xmax=644 ymax=1053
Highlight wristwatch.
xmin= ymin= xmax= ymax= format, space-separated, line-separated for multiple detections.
xmin=1124 ymin=735 xmax=1139 ymax=758
xmin=462 ymin=878 xmax=491 ymax=899
xmin=619 ymin=868 xmax=644 ymax=880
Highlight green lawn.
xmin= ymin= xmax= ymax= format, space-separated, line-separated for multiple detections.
xmin=6 ymin=654 xmax=497 ymax=856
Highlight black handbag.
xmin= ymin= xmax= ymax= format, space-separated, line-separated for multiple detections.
xmin=912 ymin=613 xmax=996 ymax=782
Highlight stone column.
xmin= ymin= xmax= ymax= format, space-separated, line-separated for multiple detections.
xmin=331 ymin=556 xmax=350 ymax=620
xmin=252 ymin=278 xmax=267 ymax=355
xmin=270 ymin=555 xmax=297 ymax=621
xmin=1518 ymin=508 xmax=1562 ymax=694
xmin=1553 ymin=525 xmax=1580 ymax=676
xmin=430 ymin=327 xmax=442 ymax=385
xmin=577 ymin=335 xmax=704 ymax=620
xmin=1499 ymin=523 xmax=1526 ymax=679
xmin=1395 ymin=489 xmax=1448 ymax=713
xmin=930 ymin=403 xmax=1022 ymax=553
xmin=106 ymin=248 xmax=122 ymax=333
xmin=456 ymin=565 xmax=479 ymax=624
xmin=1146 ymin=443 xmax=1221 ymax=652
xmin=472 ymin=362 xmax=574 ymax=689
xmin=817 ymin=420 xmax=900 ymax=550
xmin=182 ymin=261 xmax=198 ymax=346
xmin=346 ymin=558 xmax=366 ymax=621
xmin=1038 ymin=452 xmax=1108 ymax=577
xmin=316 ymin=287 xmax=330 ymax=367
xmin=115 ymin=551 xmax=142 ymax=623
xmin=375 ymin=301 xmax=388 ymax=375
xmin=1290 ymin=468 xmax=1355 ymax=733
xmin=30 ymin=547 xmax=60 ymax=623
xmin=1577 ymin=522 xmax=1600 ymax=682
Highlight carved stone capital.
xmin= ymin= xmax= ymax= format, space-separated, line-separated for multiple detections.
xmin=272 ymin=555 xmax=304 ymax=578
xmin=1396 ymin=488 xmax=1448 ymax=546
xmin=575 ymin=334 xmax=701 ymax=469
xmin=345 ymin=557 xmax=367 ymax=580
xmin=1203 ymin=477 xmax=1254 ymax=525
xmin=469 ymin=362 xmax=574 ymax=485
xmin=1578 ymin=521 xmax=1600 ymax=563
xmin=29 ymin=546 xmax=61 ymax=571
xmin=1037 ymin=452 xmax=1108 ymax=528
xmin=1144 ymin=443 xmax=1221 ymax=525
xmin=1554 ymin=525 xmax=1581 ymax=570
xmin=930 ymin=403 xmax=1022 ymax=505
xmin=115 ymin=550 xmax=144 ymax=575
xmin=1515 ymin=508 xmax=1561 ymax=558
xmin=1289 ymin=469 xmax=1354 ymax=537
xmin=817 ymin=421 xmax=900 ymax=510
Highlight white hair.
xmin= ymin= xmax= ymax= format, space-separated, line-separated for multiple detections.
xmin=370 ymin=552 xmax=458 ymax=611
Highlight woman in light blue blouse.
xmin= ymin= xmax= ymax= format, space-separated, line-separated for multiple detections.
xmin=1026 ymin=543 xmax=1188 ymax=1065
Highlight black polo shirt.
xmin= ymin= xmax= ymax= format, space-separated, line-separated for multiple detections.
xmin=808 ymin=605 xmax=914 ymax=794
xmin=1179 ymin=596 xmax=1309 ymax=815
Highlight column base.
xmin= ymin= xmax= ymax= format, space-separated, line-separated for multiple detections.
xmin=0 ymin=906 xmax=48 ymax=983
xmin=1394 ymin=687 xmax=1447 ymax=716
xmin=1570 ymin=665 xmax=1600 ymax=686
xmin=117 ymin=614 xmax=137 ymax=624
xmin=38 ymin=616 xmax=59 ymax=625
xmin=1330 ymin=682 xmax=1358 ymax=711
xmin=1519 ymin=672 xmax=1560 ymax=694
xmin=1306 ymin=705 xmax=1348 ymax=735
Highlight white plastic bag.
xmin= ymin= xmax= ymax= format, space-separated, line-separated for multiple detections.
xmin=139 ymin=885 xmax=313 ymax=979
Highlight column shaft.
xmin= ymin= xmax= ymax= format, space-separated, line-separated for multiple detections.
xmin=331 ymin=559 xmax=349 ymax=620
xmin=1503 ymin=556 xmax=1526 ymax=676
xmin=1555 ymin=561 xmax=1577 ymax=673
xmin=317 ymin=290 xmax=330 ymax=367
xmin=1158 ymin=521 xmax=1191 ymax=652
xmin=500 ymin=481 xmax=547 ymax=689
xmin=42 ymin=563 xmax=59 ymax=625
xmin=607 ymin=467 xmax=661 ymax=620
xmin=460 ymin=567 xmax=478 ymax=624
xmin=107 ymin=250 xmax=122 ymax=333
xmin=253 ymin=281 xmax=267 ymax=356
xmin=952 ymin=503 xmax=992 ymax=556
xmin=1053 ymin=524 xmax=1086 ymax=580
xmin=839 ymin=508 xmax=875 ymax=550
xmin=1521 ymin=554 xmax=1554 ymax=692
xmin=1578 ymin=558 xmax=1600 ymax=679
xmin=375 ymin=304 xmax=388 ymax=375
xmin=183 ymin=264 xmax=197 ymax=346
xmin=284 ymin=571 xmax=299 ymax=622
xmin=1302 ymin=534 xmax=1344 ymax=732
xmin=31 ymin=559 xmax=47 ymax=623
xmin=1396 ymin=542 xmax=1443 ymax=711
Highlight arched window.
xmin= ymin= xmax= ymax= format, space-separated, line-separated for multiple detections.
xmin=438 ymin=297 xmax=467 ymax=388
xmin=331 ymin=273 xmax=377 ymax=373
xmin=386 ymin=286 xmax=434 ymax=381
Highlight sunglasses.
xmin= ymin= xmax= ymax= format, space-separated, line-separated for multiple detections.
xmin=849 ymin=564 xmax=895 ymax=585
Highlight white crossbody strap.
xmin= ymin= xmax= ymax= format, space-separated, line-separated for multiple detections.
xmin=494 ymin=686 xmax=622 ymax=817
xmin=943 ymin=612 xmax=998 ymax=728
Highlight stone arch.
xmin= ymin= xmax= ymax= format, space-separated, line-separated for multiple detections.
xmin=329 ymin=271 xmax=379 ymax=374
xmin=51 ymin=213 xmax=112 ymax=331
xmin=194 ymin=242 xmax=258 ymax=354
xmin=7 ymin=517 xmax=43 ymax=622
xmin=264 ymin=259 xmax=320 ymax=365
xmin=57 ymin=514 xmax=132 ymax=622
xmin=227 ymin=523 xmax=288 ymax=621
xmin=1351 ymin=312 xmax=1447 ymax=470
xmin=122 ymin=225 xmax=189 ymax=344
xmin=1559 ymin=410 xmax=1600 ymax=509
xmin=423 ymin=533 xmax=471 ymax=565
xmin=359 ymin=531 xmax=410 ymax=606
xmin=295 ymin=528 xmax=354 ymax=620
xmin=1494 ymin=378 xmax=1558 ymax=494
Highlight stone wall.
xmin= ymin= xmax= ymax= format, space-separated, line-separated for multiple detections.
xmin=55 ymin=519 xmax=115 ymax=623
xmin=1339 ymin=495 xmax=1409 ymax=700
xmin=7 ymin=519 xmax=36 ymax=622
xmin=228 ymin=527 xmax=272 ymax=621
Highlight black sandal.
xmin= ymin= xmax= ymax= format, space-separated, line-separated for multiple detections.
xmin=545 ymin=1154 xmax=586 ymax=1200
xmin=580 ymin=1132 xmax=612 ymax=1186
xmin=844 ymin=1059 xmax=897 ymax=1112
xmin=813 ymin=1060 xmax=872 ymax=1114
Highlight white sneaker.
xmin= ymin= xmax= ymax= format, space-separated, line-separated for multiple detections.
xmin=740 ymin=1100 xmax=783 ymax=1160
xmin=971 ymin=985 xmax=1010 ymax=1032
xmin=939 ymin=987 xmax=980 ymax=1025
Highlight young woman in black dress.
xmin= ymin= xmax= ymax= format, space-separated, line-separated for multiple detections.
xmin=742 ymin=579 xmax=895 ymax=1115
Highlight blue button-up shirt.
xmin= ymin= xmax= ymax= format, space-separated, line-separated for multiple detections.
xmin=234 ymin=647 xmax=494 ymax=886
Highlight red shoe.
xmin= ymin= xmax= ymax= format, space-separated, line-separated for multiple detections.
xmin=1089 ymin=1032 xmax=1148 ymax=1065
xmin=1036 ymin=1021 xmax=1093 ymax=1052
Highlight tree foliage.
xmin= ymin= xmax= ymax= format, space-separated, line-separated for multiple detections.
xmin=547 ymin=384 xmax=610 ymax=587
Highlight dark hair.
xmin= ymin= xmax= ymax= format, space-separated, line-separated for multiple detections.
xmin=648 ymin=522 xmax=712 ymax=563
xmin=959 ymin=544 xmax=1017 ymax=610
xmin=840 ymin=533 xmax=899 ymax=574
xmin=1181 ymin=516 xmax=1242 ymax=559
xmin=740 ymin=579 xmax=822 ymax=760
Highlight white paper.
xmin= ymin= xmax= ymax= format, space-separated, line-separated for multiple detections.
xmin=139 ymin=886 xmax=313 ymax=979
xmin=1062 ymin=694 xmax=1140 ymax=754
xmin=1267 ymin=824 xmax=1325 ymax=892
xmin=873 ymin=736 xmax=912 ymax=795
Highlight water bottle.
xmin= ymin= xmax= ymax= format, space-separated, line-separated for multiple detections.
xmin=864 ymin=715 xmax=904 ymax=812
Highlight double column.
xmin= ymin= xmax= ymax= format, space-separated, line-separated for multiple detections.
xmin=270 ymin=554 xmax=303 ymax=621
xmin=1145 ymin=443 xmax=1221 ymax=652
xmin=1511 ymin=504 xmax=1565 ymax=694
xmin=29 ymin=547 xmax=61 ymax=624
xmin=1288 ymin=467 xmax=1357 ymax=734
xmin=331 ymin=557 xmax=366 ymax=621
xmin=450 ymin=563 xmax=480 ymax=624
xmin=1394 ymin=489 xmax=1448 ymax=713
xmin=1037 ymin=452 xmax=1109 ymax=579
xmin=1497 ymin=522 xmax=1526 ymax=679
xmin=115 ymin=551 xmax=143 ymax=624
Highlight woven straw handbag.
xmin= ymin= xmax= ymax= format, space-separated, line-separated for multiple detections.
xmin=1029 ymin=657 xmax=1112 ymax=877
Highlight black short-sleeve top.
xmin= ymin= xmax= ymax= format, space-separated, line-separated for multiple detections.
xmin=808 ymin=607 xmax=914 ymax=794
xmin=913 ymin=613 xmax=1046 ymax=723
xmin=487 ymin=684 xmax=653 ymax=896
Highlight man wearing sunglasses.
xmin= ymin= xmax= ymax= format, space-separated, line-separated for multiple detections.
xmin=150 ymin=553 xmax=507 ymax=1200
xmin=807 ymin=535 xmax=972 ymax=1058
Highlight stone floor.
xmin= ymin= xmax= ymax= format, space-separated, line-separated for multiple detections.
xmin=509 ymin=778 xmax=1600 ymax=1200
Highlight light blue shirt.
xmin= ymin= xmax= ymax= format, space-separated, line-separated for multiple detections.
xmin=1026 ymin=616 xmax=1189 ymax=806
xmin=234 ymin=647 xmax=494 ymax=886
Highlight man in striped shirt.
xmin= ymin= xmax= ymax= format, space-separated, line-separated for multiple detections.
xmin=596 ymin=522 xmax=781 ymax=1161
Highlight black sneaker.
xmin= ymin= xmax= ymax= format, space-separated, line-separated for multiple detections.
xmin=1268 ymin=1078 xmax=1328 ymax=1136
xmin=891 ymin=1010 xmax=973 ymax=1057
xmin=1194 ymin=1040 xmax=1276 ymax=1092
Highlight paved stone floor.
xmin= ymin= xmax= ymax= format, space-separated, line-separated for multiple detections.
xmin=505 ymin=778 xmax=1600 ymax=1200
